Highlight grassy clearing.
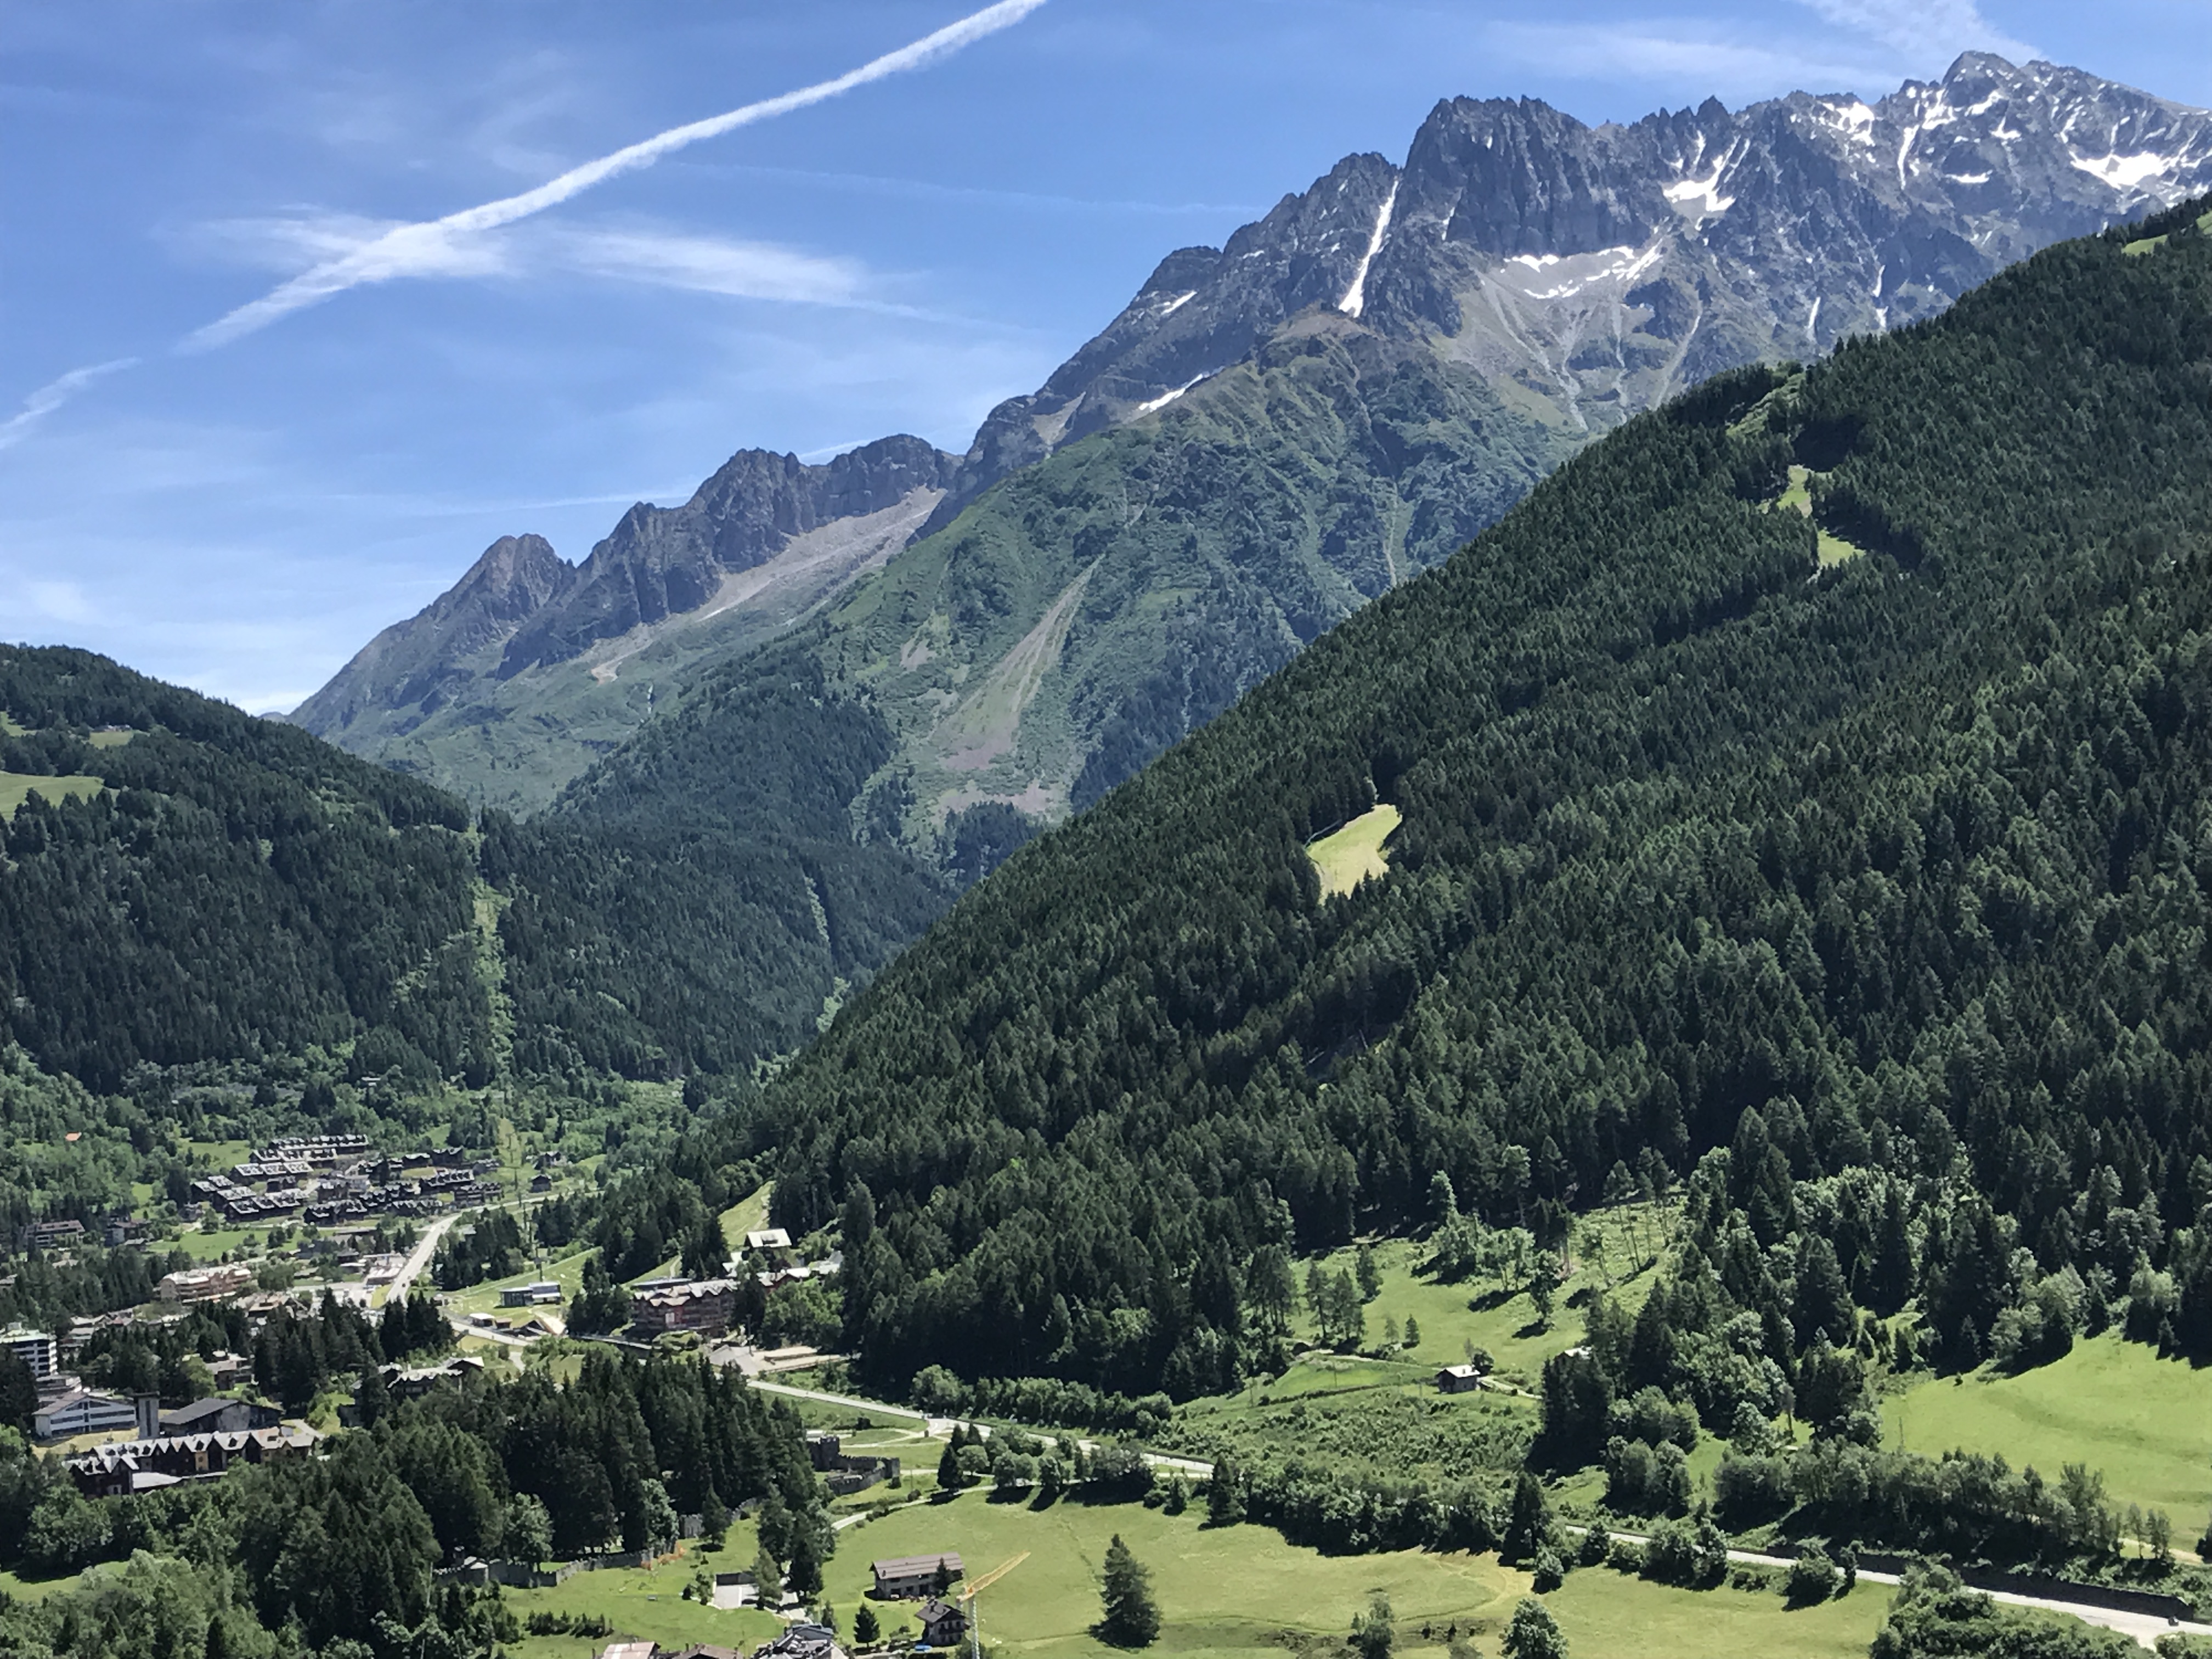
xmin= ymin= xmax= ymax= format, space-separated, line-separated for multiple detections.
xmin=825 ymin=1486 xmax=1893 ymax=1659
xmin=0 ymin=1567 xmax=71 ymax=1602
xmin=1773 ymin=466 xmax=1865 ymax=567
xmin=721 ymin=1183 xmax=775 ymax=1253
xmin=1283 ymin=1209 xmax=1677 ymax=1390
xmin=174 ymin=1226 xmax=253 ymax=1262
xmin=1882 ymin=1334 xmax=2212 ymax=1520
xmin=448 ymin=1244 xmax=594 ymax=1319
xmin=86 ymin=730 xmax=135 ymax=750
xmin=2125 ymin=209 xmax=2212 ymax=255
xmin=1542 ymin=1566 xmax=1887 ymax=1657
xmin=501 ymin=1555 xmax=782 ymax=1659
xmin=1307 ymin=805 xmax=1401 ymax=899
xmin=0 ymin=773 xmax=104 ymax=818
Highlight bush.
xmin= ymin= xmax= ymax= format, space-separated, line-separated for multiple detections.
xmin=1785 ymin=1545 xmax=1840 ymax=1606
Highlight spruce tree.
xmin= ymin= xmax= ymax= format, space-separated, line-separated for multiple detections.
xmin=1097 ymin=1533 xmax=1160 ymax=1646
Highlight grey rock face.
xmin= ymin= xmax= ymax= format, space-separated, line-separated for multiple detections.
xmin=300 ymin=53 xmax=2210 ymax=776
xmin=292 ymin=532 xmax=571 ymax=738
xmin=934 ymin=51 xmax=2212 ymax=511
xmin=497 ymin=432 xmax=952 ymax=676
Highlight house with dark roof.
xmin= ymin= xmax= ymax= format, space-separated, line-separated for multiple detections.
xmin=872 ymin=1553 xmax=964 ymax=1600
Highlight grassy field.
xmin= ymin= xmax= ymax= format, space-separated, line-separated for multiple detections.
xmin=1283 ymin=1209 xmax=1677 ymax=1389
xmin=1542 ymin=1566 xmax=1886 ymax=1657
xmin=174 ymin=1225 xmax=255 ymax=1262
xmin=449 ymin=1243 xmax=594 ymax=1319
xmin=1307 ymin=805 xmax=1402 ymax=898
xmin=825 ymin=1485 xmax=1895 ymax=1659
xmin=501 ymin=1555 xmax=783 ymax=1659
xmin=721 ymin=1183 xmax=775 ymax=1252
xmin=1882 ymin=1334 xmax=2212 ymax=1520
xmin=0 ymin=772 xmax=104 ymax=818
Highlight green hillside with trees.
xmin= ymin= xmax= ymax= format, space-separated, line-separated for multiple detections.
xmin=704 ymin=197 xmax=2212 ymax=1429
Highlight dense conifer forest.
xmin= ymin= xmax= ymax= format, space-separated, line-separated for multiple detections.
xmin=705 ymin=201 xmax=2212 ymax=1418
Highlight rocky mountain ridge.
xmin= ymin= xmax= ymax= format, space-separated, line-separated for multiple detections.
xmin=293 ymin=53 xmax=2212 ymax=817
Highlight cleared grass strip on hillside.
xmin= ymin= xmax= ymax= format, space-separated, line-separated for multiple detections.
xmin=0 ymin=773 xmax=104 ymax=819
xmin=1307 ymin=803 xmax=1401 ymax=896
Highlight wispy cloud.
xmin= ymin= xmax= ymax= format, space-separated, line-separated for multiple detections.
xmin=1486 ymin=22 xmax=1880 ymax=100
xmin=182 ymin=0 xmax=1050 ymax=351
xmin=1796 ymin=0 xmax=2039 ymax=66
xmin=0 ymin=359 xmax=139 ymax=453
xmin=193 ymin=212 xmax=873 ymax=310
xmin=553 ymin=227 xmax=867 ymax=304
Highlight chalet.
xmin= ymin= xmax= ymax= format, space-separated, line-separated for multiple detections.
xmin=15 ymin=1219 xmax=84 ymax=1254
xmin=1434 ymin=1364 xmax=1485 ymax=1394
xmin=161 ymin=1396 xmax=281 ymax=1435
xmin=918 ymin=1599 xmax=967 ymax=1649
xmin=872 ymin=1553 xmax=964 ymax=1600
xmin=63 ymin=1424 xmax=319 ymax=1494
xmin=752 ymin=1622 xmax=845 ymax=1659
xmin=743 ymin=1228 xmax=792 ymax=1252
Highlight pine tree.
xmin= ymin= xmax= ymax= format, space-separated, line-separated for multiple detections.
xmin=937 ymin=1439 xmax=967 ymax=1492
xmin=1205 ymin=1455 xmax=1246 ymax=1527
xmin=1098 ymin=1533 xmax=1161 ymax=1647
xmin=854 ymin=1605 xmax=881 ymax=1647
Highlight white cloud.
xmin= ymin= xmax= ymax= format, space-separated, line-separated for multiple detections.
xmin=182 ymin=0 xmax=1050 ymax=351
xmin=0 ymin=359 xmax=140 ymax=453
xmin=554 ymin=227 xmax=868 ymax=306
xmin=1795 ymin=0 xmax=2039 ymax=66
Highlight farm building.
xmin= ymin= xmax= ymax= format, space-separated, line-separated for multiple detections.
xmin=1434 ymin=1364 xmax=1485 ymax=1393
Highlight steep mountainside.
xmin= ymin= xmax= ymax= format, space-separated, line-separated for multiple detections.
xmin=718 ymin=200 xmax=2212 ymax=1405
xmin=298 ymin=54 xmax=2212 ymax=822
xmin=291 ymin=436 xmax=952 ymax=812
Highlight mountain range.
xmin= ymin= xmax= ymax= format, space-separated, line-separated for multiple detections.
xmin=293 ymin=52 xmax=2212 ymax=825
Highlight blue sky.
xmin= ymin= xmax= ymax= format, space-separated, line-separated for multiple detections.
xmin=4 ymin=0 xmax=2208 ymax=713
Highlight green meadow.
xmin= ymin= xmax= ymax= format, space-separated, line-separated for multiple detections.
xmin=822 ymin=1485 xmax=1892 ymax=1659
xmin=1882 ymin=1333 xmax=2212 ymax=1522
xmin=1306 ymin=805 xmax=1401 ymax=898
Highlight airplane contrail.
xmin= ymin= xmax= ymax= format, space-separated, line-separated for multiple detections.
xmin=0 ymin=359 xmax=140 ymax=453
xmin=183 ymin=0 xmax=1050 ymax=351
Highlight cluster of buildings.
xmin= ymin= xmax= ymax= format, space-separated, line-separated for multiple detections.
xmin=180 ymin=1140 xmax=502 ymax=1226
xmin=60 ymin=1394 xmax=315 ymax=1496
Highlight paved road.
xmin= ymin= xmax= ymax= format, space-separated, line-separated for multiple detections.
xmin=381 ymin=1211 xmax=457 ymax=1304
xmin=1575 ymin=1525 xmax=2212 ymax=1651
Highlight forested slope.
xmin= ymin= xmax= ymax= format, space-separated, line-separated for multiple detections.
xmin=735 ymin=200 xmax=2212 ymax=1401
xmin=0 ymin=644 xmax=945 ymax=1094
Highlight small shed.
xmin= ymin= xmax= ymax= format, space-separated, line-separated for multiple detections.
xmin=1434 ymin=1364 xmax=1485 ymax=1394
